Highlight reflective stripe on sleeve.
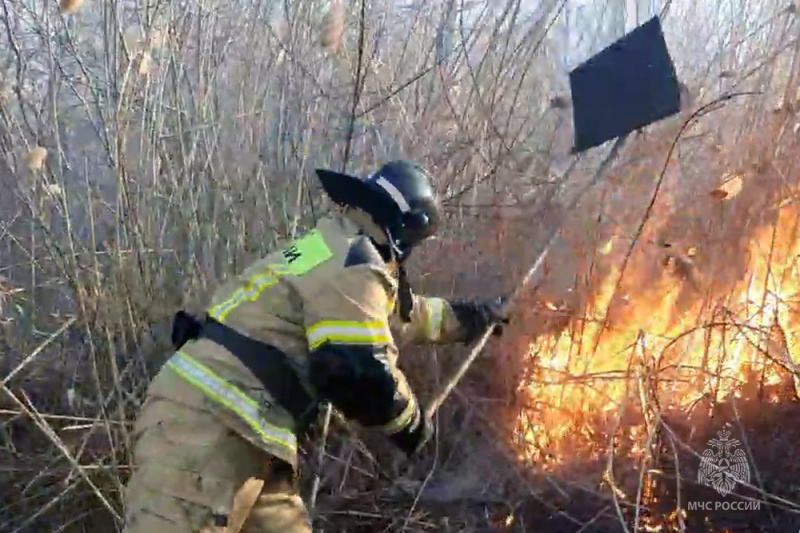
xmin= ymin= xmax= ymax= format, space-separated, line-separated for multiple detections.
xmin=166 ymin=351 xmax=297 ymax=452
xmin=207 ymin=229 xmax=333 ymax=322
xmin=208 ymin=266 xmax=284 ymax=322
xmin=381 ymin=396 xmax=417 ymax=435
xmin=305 ymin=319 xmax=391 ymax=351
xmin=425 ymin=298 xmax=446 ymax=341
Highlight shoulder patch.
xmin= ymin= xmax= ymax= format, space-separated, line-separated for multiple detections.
xmin=345 ymin=236 xmax=385 ymax=267
xmin=279 ymin=229 xmax=334 ymax=275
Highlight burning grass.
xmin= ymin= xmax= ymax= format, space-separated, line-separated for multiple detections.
xmin=490 ymin=114 xmax=800 ymax=531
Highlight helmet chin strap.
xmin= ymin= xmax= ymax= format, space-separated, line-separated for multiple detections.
xmin=384 ymin=227 xmax=414 ymax=323
xmin=348 ymin=204 xmax=415 ymax=323
xmin=384 ymin=226 xmax=408 ymax=263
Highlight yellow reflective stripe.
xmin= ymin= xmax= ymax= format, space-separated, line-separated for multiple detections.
xmin=425 ymin=297 xmax=446 ymax=341
xmin=305 ymin=319 xmax=391 ymax=350
xmin=166 ymin=351 xmax=297 ymax=452
xmin=208 ymin=229 xmax=333 ymax=322
xmin=208 ymin=267 xmax=283 ymax=321
xmin=382 ymin=396 xmax=417 ymax=435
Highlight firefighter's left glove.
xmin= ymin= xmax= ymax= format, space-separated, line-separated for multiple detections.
xmin=450 ymin=296 xmax=510 ymax=345
xmin=388 ymin=403 xmax=434 ymax=458
xmin=171 ymin=310 xmax=204 ymax=349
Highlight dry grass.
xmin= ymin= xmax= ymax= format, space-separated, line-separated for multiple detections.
xmin=2 ymin=0 xmax=800 ymax=531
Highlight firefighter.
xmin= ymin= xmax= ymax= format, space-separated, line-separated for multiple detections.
xmin=122 ymin=160 xmax=509 ymax=533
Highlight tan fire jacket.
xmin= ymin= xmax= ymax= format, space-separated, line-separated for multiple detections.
xmin=144 ymin=211 xmax=469 ymax=468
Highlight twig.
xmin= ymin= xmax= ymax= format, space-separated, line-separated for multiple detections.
xmin=0 ymin=384 xmax=121 ymax=522
xmin=340 ymin=0 xmax=369 ymax=172
xmin=0 ymin=409 xmax=130 ymax=425
xmin=1 ymin=316 xmax=77 ymax=385
xmin=731 ymin=399 xmax=778 ymax=529
xmin=10 ymin=477 xmax=80 ymax=533
xmin=400 ymin=410 xmax=439 ymax=532
xmin=309 ymin=402 xmax=332 ymax=512
xmin=666 ymin=432 xmax=687 ymax=532
xmin=603 ymin=350 xmax=634 ymax=533
xmin=575 ymin=505 xmax=614 ymax=533
xmin=632 ymin=334 xmax=663 ymax=533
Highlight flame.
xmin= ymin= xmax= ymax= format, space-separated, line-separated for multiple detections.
xmin=514 ymin=188 xmax=800 ymax=472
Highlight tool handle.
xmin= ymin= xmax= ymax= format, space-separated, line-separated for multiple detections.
xmin=424 ymin=231 xmax=554 ymax=420
xmin=424 ymin=135 xmax=629 ymax=420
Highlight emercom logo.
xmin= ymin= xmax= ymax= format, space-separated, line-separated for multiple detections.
xmin=686 ymin=426 xmax=760 ymax=512
xmin=697 ymin=427 xmax=750 ymax=496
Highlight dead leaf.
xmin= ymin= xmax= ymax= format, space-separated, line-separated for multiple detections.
xmin=709 ymin=173 xmax=743 ymax=200
xmin=60 ymin=0 xmax=83 ymax=14
xmin=44 ymin=183 xmax=63 ymax=196
xmin=0 ymin=81 xmax=11 ymax=101
xmin=321 ymin=1 xmax=345 ymax=52
xmin=137 ymin=52 xmax=152 ymax=75
xmin=24 ymin=145 xmax=47 ymax=171
xmin=709 ymin=189 xmax=728 ymax=200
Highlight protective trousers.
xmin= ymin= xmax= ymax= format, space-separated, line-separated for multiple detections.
xmin=122 ymin=397 xmax=312 ymax=533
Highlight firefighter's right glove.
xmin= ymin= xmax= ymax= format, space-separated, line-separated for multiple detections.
xmin=388 ymin=403 xmax=434 ymax=457
xmin=449 ymin=296 xmax=510 ymax=345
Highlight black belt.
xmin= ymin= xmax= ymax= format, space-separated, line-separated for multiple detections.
xmin=176 ymin=313 xmax=318 ymax=428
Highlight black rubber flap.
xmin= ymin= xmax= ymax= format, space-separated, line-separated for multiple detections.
xmin=569 ymin=16 xmax=681 ymax=154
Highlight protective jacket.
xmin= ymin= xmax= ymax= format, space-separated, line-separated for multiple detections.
xmin=149 ymin=212 xmax=470 ymax=468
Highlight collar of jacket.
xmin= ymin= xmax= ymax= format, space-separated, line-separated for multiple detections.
xmin=327 ymin=211 xmax=412 ymax=321
xmin=340 ymin=207 xmax=387 ymax=242
xmin=337 ymin=209 xmax=397 ymax=265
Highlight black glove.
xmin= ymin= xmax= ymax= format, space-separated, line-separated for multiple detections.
xmin=449 ymin=296 xmax=510 ymax=345
xmin=171 ymin=310 xmax=204 ymax=349
xmin=388 ymin=402 xmax=434 ymax=457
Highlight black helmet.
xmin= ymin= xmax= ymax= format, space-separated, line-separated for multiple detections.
xmin=315 ymin=160 xmax=440 ymax=260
